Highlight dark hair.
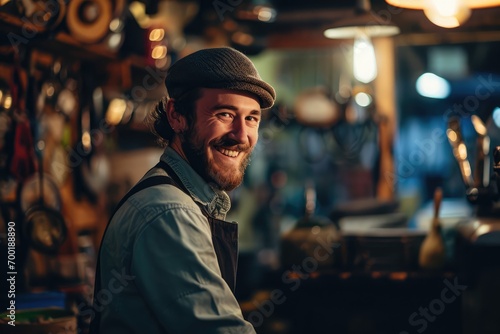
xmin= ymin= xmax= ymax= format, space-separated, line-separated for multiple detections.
xmin=147 ymin=88 xmax=201 ymax=147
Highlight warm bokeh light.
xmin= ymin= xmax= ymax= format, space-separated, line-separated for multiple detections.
xmin=82 ymin=131 xmax=91 ymax=151
xmin=109 ymin=18 xmax=123 ymax=32
xmin=471 ymin=115 xmax=487 ymax=136
xmin=107 ymin=33 xmax=123 ymax=50
xmin=149 ymin=28 xmax=165 ymax=42
xmin=458 ymin=143 xmax=468 ymax=160
xmin=46 ymin=84 xmax=55 ymax=97
xmin=106 ymin=98 xmax=127 ymax=125
xmin=256 ymin=6 xmax=276 ymax=22
xmin=151 ymin=45 xmax=167 ymax=59
xmin=447 ymin=129 xmax=458 ymax=143
xmin=353 ymin=32 xmax=377 ymax=83
xmin=3 ymin=94 xmax=12 ymax=109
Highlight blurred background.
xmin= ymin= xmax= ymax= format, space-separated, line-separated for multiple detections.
xmin=1 ymin=0 xmax=500 ymax=333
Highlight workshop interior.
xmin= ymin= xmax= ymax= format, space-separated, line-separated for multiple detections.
xmin=1 ymin=0 xmax=500 ymax=333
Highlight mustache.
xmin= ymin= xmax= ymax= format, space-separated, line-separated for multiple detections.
xmin=211 ymin=136 xmax=252 ymax=152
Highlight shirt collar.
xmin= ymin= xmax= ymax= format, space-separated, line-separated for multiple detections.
xmin=160 ymin=147 xmax=231 ymax=219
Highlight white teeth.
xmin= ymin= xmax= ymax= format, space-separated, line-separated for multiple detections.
xmin=218 ymin=148 xmax=239 ymax=157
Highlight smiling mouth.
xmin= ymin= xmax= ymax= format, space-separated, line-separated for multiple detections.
xmin=215 ymin=147 xmax=240 ymax=158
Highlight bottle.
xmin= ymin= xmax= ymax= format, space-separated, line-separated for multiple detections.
xmin=418 ymin=188 xmax=446 ymax=270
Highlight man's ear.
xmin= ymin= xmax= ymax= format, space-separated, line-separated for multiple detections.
xmin=165 ymin=98 xmax=187 ymax=133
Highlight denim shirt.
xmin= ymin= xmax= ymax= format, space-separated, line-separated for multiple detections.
xmin=98 ymin=147 xmax=256 ymax=334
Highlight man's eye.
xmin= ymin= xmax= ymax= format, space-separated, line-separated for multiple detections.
xmin=247 ymin=116 xmax=260 ymax=122
xmin=218 ymin=112 xmax=233 ymax=118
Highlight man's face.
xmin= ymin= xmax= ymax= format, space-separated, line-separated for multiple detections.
xmin=180 ymin=88 xmax=261 ymax=191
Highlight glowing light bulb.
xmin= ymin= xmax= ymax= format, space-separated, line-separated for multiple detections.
xmin=424 ymin=0 xmax=471 ymax=28
xmin=353 ymin=32 xmax=377 ymax=84
xmin=432 ymin=0 xmax=460 ymax=16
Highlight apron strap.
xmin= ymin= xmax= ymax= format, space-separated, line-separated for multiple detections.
xmin=154 ymin=161 xmax=238 ymax=292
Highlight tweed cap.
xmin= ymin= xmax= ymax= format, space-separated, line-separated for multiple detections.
xmin=165 ymin=47 xmax=276 ymax=109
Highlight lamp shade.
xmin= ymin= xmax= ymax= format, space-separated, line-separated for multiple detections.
xmin=386 ymin=0 xmax=500 ymax=9
xmin=386 ymin=0 xmax=497 ymax=28
xmin=324 ymin=10 xmax=400 ymax=39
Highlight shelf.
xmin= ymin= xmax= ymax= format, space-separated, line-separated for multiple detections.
xmin=0 ymin=8 xmax=118 ymax=61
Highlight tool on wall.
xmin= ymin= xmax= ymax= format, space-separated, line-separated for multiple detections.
xmin=14 ymin=0 xmax=67 ymax=33
xmin=9 ymin=52 xmax=37 ymax=183
xmin=447 ymin=115 xmax=500 ymax=216
xmin=72 ymin=66 xmax=110 ymax=203
xmin=21 ymin=54 xmax=68 ymax=254
xmin=66 ymin=0 xmax=126 ymax=46
xmin=22 ymin=151 xmax=68 ymax=254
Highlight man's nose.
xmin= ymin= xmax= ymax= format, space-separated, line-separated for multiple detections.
xmin=229 ymin=118 xmax=249 ymax=144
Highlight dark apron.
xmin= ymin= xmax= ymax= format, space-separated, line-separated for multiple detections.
xmin=89 ymin=161 xmax=238 ymax=334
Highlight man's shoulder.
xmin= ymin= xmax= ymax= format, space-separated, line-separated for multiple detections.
xmin=102 ymin=180 xmax=208 ymax=253
xmin=125 ymin=179 xmax=201 ymax=217
xmin=106 ymin=180 xmax=206 ymax=241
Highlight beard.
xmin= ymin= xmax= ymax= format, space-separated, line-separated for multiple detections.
xmin=180 ymin=128 xmax=253 ymax=192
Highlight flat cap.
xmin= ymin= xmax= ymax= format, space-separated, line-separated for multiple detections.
xmin=165 ymin=47 xmax=276 ymax=109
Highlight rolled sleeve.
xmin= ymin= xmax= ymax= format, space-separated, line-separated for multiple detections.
xmin=131 ymin=206 xmax=255 ymax=334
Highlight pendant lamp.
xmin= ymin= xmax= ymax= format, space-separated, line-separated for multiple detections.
xmin=386 ymin=0 xmax=500 ymax=28
xmin=324 ymin=0 xmax=400 ymax=83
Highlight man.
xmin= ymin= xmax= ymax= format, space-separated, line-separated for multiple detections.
xmin=90 ymin=47 xmax=276 ymax=333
